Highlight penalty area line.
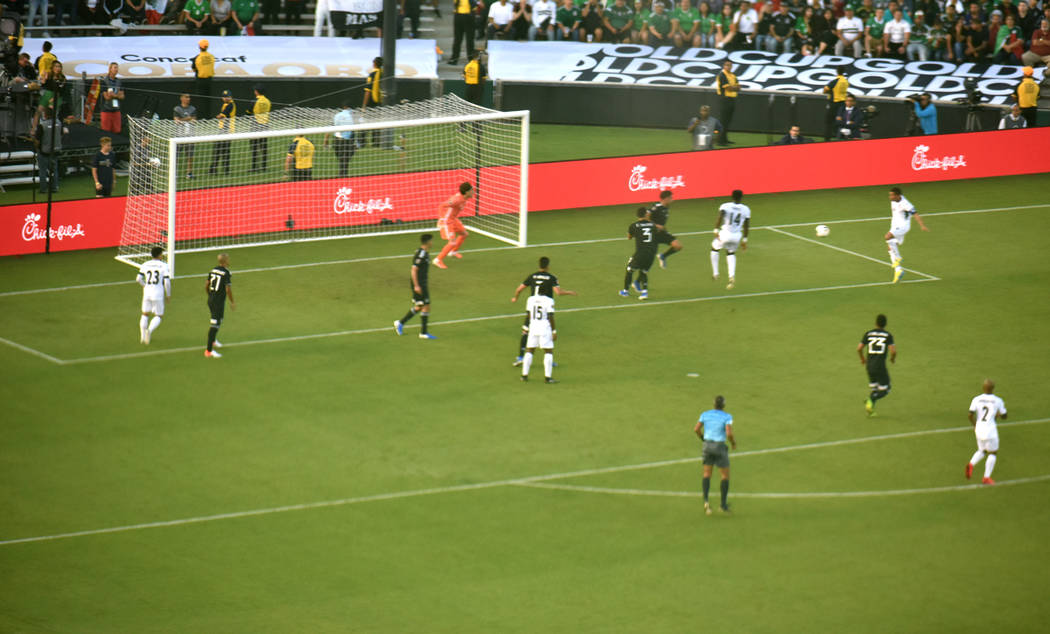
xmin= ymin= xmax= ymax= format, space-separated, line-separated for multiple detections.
xmin=0 ymin=336 xmax=64 ymax=365
xmin=765 ymin=227 xmax=941 ymax=281
xmin=2 ymin=417 xmax=1046 ymax=547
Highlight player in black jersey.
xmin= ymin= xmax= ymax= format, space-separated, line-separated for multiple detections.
xmin=857 ymin=313 xmax=896 ymax=416
xmin=510 ymin=256 xmax=577 ymax=365
xmin=204 ymin=253 xmax=235 ymax=358
xmin=620 ymin=207 xmax=658 ymax=300
xmin=648 ymin=190 xmax=683 ymax=269
xmin=394 ymin=234 xmax=437 ymax=340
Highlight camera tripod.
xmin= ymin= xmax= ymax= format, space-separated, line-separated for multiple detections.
xmin=964 ymin=107 xmax=982 ymax=132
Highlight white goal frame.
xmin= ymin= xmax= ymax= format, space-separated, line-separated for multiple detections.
xmin=115 ymin=98 xmax=530 ymax=275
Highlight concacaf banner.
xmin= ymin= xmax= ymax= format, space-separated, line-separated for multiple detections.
xmin=314 ymin=0 xmax=383 ymax=35
xmin=487 ymin=41 xmax=1044 ymax=105
xmin=22 ymin=36 xmax=437 ymax=79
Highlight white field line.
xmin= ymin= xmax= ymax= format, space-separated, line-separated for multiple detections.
xmin=58 ymin=277 xmax=937 ymax=365
xmin=2 ymin=417 xmax=1046 ymax=547
xmin=0 ymin=336 xmax=64 ymax=365
xmin=767 ymin=227 xmax=941 ymax=281
xmin=1 ymin=203 xmax=1043 ymax=298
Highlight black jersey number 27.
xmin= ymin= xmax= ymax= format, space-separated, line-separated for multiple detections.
xmin=209 ymin=273 xmax=224 ymax=292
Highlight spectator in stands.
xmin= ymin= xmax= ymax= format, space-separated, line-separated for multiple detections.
xmin=261 ymin=0 xmax=278 ymax=24
xmin=143 ymin=0 xmax=164 ymax=24
xmin=928 ymin=17 xmax=950 ymax=60
xmin=853 ymin=0 xmax=877 ymax=23
xmin=92 ymin=136 xmax=116 ymax=197
xmin=907 ymin=11 xmax=930 ymax=60
xmin=998 ymin=102 xmax=1027 ymax=128
xmin=836 ymin=94 xmax=863 ymax=139
xmin=191 ymin=38 xmax=214 ymax=119
xmin=99 ymin=62 xmax=124 ymax=134
xmin=993 ymin=13 xmax=1024 ymax=63
xmin=580 ymin=0 xmax=604 ymax=42
xmin=884 ymin=9 xmax=911 ymax=58
xmin=36 ymin=61 xmax=69 ymax=131
xmin=54 ymin=0 xmax=75 ymax=24
xmin=916 ymin=0 xmax=939 ymax=23
xmin=26 ymin=0 xmax=48 ymax=32
xmin=1023 ymin=18 xmax=1050 ymax=67
xmin=552 ymin=0 xmax=578 ymax=41
xmin=78 ymin=0 xmax=112 ymax=25
xmin=488 ymin=0 xmax=513 ymax=38
xmin=714 ymin=2 xmax=735 ymax=49
xmin=696 ymin=1 xmax=716 ymax=48
xmin=124 ymin=0 xmax=147 ymax=22
xmin=986 ymin=10 xmax=1003 ymax=56
xmin=865 ymin=7 xmax=886 ymax=58
xmin=449 ymin=0 xmax=478 ymax=64
xmin=998 ymin=0 xmax=1018 ymax=21
xmin=529 ymin=0 xmax=555 ymax=40
xmin=767 ymin=3 xmax=795 ymax=53
xmin=12 ymin=52 xmax=37 ymax=83
xmin=210 ymin=0 xmax=233 ymax=33
xmin=962 ymin=16 xmax=989 ymax=61
xmin=403 ymin=0 xmax=421 ymax=38
xmin=35 ymin=106 xmax=67 ymax=194
xmin=835 ymin=6 xmax=864 ymax=56
xmin=671 ymin=0 xmax=701 ymax=49
xmin=774 ymin=124 xmax=814 ymax=144
xmin=729 ymin=0 xmax=758 ymax=50
xmin=1016 ymin=1 xmax=1037 ymax=40
xmin=182 ymin=0 xmax=211 ymax=33
xmin=754 ymin=1 xmax=773 ymax=51
xmin=607 ymin=0 xmax=635 ymax=44
xmin=632 ymin=0 xmax=651 ymax=44
xmin=646 ymin=0 xmax=672 ymax=46
xmin=715 ymin=59 xmax=738 ymax=144
xmin=508 ymin=0 xmax=529 ymax=40
xmin=812 ymin=8 xmax=839 ymax=55
xmin=231 ymin=0 xmax=260 ymax=34
xmin=686 ymin=104 xmax=722 ymax=150
xmin=283 ymin=0 xmax=300 ymax=25
xmin=796 ymin=6 xmax=817 ymax=54
xmin=912 ymin=93 xmax=937 ymax=134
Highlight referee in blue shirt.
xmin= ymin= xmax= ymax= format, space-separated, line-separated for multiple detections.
xmin=694 ymin=395 xmax=737 ymax=515
xmin=324 ymin=101 xmax=357 ymax=178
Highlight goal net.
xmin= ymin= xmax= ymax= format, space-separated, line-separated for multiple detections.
xmin=115 ymin=94 xmax=529 ymax=274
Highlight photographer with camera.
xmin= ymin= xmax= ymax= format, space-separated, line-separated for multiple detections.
xmin=907 ymin=93 xmax=938 ymax=135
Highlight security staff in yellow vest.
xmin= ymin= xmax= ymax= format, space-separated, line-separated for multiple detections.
xmin=1014 ymin=66 xmax=1040 ymax=128
xmin=823 ymin=66 xmax=849 ymax=141
xmin=363 ymin=56 xmax=383 ymax=108
xmin=248 ymin=84 xmax=271 ymax=172
xmin=463 ymin=51 xmax=487 ymax=105
xmin=191 ymin=39 xmax=216 ymax=118
xmin=285 ymin=134 xmax=315 ymax=181
xmin=715 ymin=60 xmax=739 ymax=145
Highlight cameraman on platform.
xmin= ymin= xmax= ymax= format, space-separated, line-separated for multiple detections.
xmin=907 ymin=92 xmax=937 ymax=135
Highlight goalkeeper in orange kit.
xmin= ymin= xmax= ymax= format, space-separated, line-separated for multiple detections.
xmin=434 ymin=182 xmax=473 ymax=269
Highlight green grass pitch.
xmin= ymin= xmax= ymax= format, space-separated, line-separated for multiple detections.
xmin=2 ymin=168 xmax=1049 ymax=630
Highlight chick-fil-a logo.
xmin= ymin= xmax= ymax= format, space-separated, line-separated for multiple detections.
xmin=21 ymin=213 xmax=86 ymax=242
xmin=911 ymin=145 xmax=967 ymax=171
xmin=628 ymin=165 xmax=686 ymax=192
xmin=333 ymin=187 xmax=394 ymax=215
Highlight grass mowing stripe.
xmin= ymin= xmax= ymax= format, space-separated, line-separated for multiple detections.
xmin=2 ymin=203 xmax=1045 ymax=297
xmin=3 ymin=417 xmax=1045 ymax=547
xmin=56 ymin=278 xmax=938 ymax=365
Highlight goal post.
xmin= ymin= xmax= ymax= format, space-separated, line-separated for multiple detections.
xmin=115 ymin=95 xmax=529 ymax=275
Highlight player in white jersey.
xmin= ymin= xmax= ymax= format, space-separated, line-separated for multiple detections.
xmin=521 ymin=294 xmax=557 ymax=384
xmin=710 ymin=189 xmax=751 ymax=290
xmin=885 ymin=187 xmax=929 ymax=284
xmin=136 ymin=246 xmax=171 ymax=345
xmin=966 ymin=379 xmax=1007 ymax=485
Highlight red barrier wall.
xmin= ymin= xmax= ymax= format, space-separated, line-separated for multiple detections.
xmin=2 ymin=127 xmax=1048 ymax=256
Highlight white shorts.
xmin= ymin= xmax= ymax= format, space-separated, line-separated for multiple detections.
xmin=890 ymin=226 xmax=909 ymax=244
xmin=712 ymin=229 xmax=743 ymax=252
xmin=526 ymin=329 xmax=554 ymax=349
xmin=976 ymin=435 xmax=999 ymax=452
xmin=141 ymin=297 xmax=165 ymax=316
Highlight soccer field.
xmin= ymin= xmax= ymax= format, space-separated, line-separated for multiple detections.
xmin=2 ymin=175 xmax=1049 ymax=632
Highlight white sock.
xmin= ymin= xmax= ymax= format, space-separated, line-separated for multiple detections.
xmin=710 ymin=250 xmax=720 ymax=277
xmin=522 ymin=352 xmax=533 ymax=377
xmin=886 ymin=239 xmax=901 ymax=263
xmin=727 ymin=253 xmax=736 ymax=278
xmin=543 ymin=353 xmax=553 ymax=378
xmin=969 ymin=450 xmax=985 ymax=465
xmin=148 ymin=316 xmax=162 ymax=333
xmin=984 ymin=454 xmax=997 ymax=479
xmin=139 ymin=315 xmax=149 ymax=333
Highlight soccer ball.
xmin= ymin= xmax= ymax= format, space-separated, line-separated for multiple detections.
xmin=149 ymin=157 xmax=162 ymax=168
xmin=815 ymin=224 xmax=830 ymax=237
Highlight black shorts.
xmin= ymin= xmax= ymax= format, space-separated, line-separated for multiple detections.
xmin=208 ymin=299 xmax=225 ymax=326
xmin=412 ymin=283 xmax=430 ymax=306
xmin=292 ymin=167 xmax=313 ymax=181
xmin=866 ymin=364 xmax=890 ymax=389
xmin=656 ymin=229 xmax=676 ymax=244
xmin=628 ymin=250 xmax=656 ymax=272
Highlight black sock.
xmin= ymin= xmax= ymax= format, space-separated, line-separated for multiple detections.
xmin=871 ymin=388 xmax=890 ymax=402
xmin=624 ymin=269 xmax=634 ymax=290
xmin=702 ymin=476 xmax=710 ymax=502
xmin=720 ymin=479 xmax=729 ymax=508
xmin=519 ymin=332 xmax=528 ymax=356
xmin=420 ymin=314 xmax=428 ymax=334
xmin=207 ymin=326 xmax=218 ymax=351
xmin=662 ymin=247 xmax=678 ymax=259
xmin=400 ymin=309 xmax=416 ymax=323
xmin=638 ymin=271 xmax=648 ymax=290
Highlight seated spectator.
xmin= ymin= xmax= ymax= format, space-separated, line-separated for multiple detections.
xmin=283 ymin=0 xmax=301 ymax=25
xmin=123 ymin=0 xmax=147 ymax=23
xmin=144 ymin=0 xmax=166 ymax=23
xmin=883 ymin=9 xmax=911 ymax=59
xmin=796 ymin=6 xmax=817 ymax=55
xmin=510 ymin=0 xmax=530 ymax=40
xmin=1023 ymin=18 xmax=1050 ymax=67
xmin=78 ymin=0 xmax=112 ymax=24
xmin=182 ymin=0 xmax=211 ymax=33
xmin=1015 ymin=0 xmax=1037 ymax=40
xmin=687 ymin=105 xmax=722 ymax=150
xmin=631 ymin=0 xmax=650 ymax=44
xmin=998 ymin=103 xmax=1027 ymax=128
xmin=489 ymin=0 xmax=515 ymax=39
xmin=907 ymin=11 xmax=930 ymax=60
xmin=606 ymin=0 xmax=634 ymax=43
xmin=865 ymin=7 xmax=886 ymax=57
xmin=729 ymin=0 xmax=758 ymax=50
xmin=993 ymin=13 xmax=1024 ymax=63
xmin=774 ymin=124 xmax=813 ymax=144
xmin=579 ymin=0 xmax=603 ymax=42
xmin=12 ymin=52 xmax=38 ymax=84
xmin=836 ymin=94 xmax=863 ymax=139
xmin=767 ymin=3 xmax=795 ymax=53
xmin=231 ymin=0 xmax=261 ymax=34
xmin=998 ymin=0 xmax=1019 ymax=22
xmin=812 ymin=8 xmax=840 ymax=55
xmin=528 ymin=0 xmax=555 ymax=40
xmin=696 ymin=1 xmax=716 ymax=49
xmin=753 ymin=2 xmax=773 ymax=51
xmin=835 ymin=6 xmax=864 ymax=56
xmin=928 ymin=17 xmax=950 ymax=60
xmin=986 ymin=9 xmax=1003 ymax=53
xmin=962 ymin=17 xmax=989 ymax=61
xmin=713 ymin=2 xmax=735 ymax=49
xmin=210 ymin=0 xmax=233 ymax=33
